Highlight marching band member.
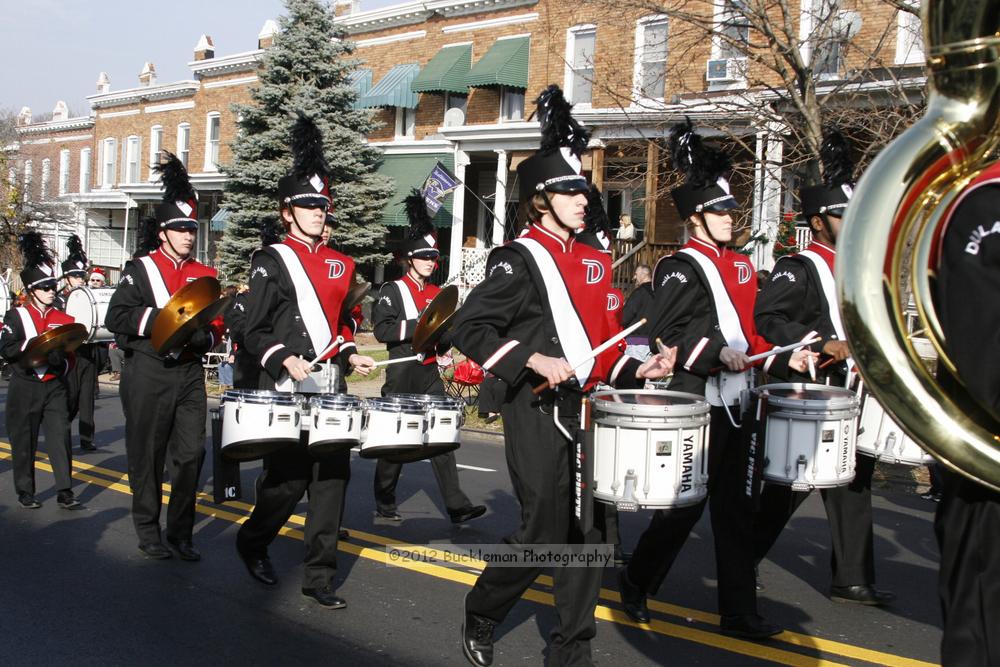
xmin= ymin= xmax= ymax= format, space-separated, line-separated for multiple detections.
xmin=235 ymin=113 xmax=375 ymax=608
xmin=752 ymin=130 xmax=894 ymax=606
xmin=618 ymin=120 xmax=816 ymax=639
xmin=59 ymin=235 xmax=98 ymax=453
xmin=931 ymin=154 xmax=1000 ymax=666
xmin=452 ymin=85 xmax=674 ymax=667
xmin=1 ymin=233 xmax=82 ymax=510
xmin=371 ymin=190 xmax=485 ymax=525
xmin=106 ymin=153 xmax=223 ymax=561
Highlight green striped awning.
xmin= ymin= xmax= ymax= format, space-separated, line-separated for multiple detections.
xmin=377 ymin=153 xmax=455 ymax=228
xmin=357 ymin=63 xmax=420 ymax=109
xmin=411 ymin=44 xmax=472 ymax=94
xmin=209 ymin=207 xmax=229 ymax=232
xmin=349 ymin=68 xmax=373 ymax=109
xmin=465 ymin=36 xmax=529 ymax=89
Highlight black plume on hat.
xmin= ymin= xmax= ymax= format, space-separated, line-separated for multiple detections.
xmin=669 ymin=118 xmax=731 ymax=189
xmin=19 ymin=231 xmax=57 ymax=288
xmin=537 ymin=84 xmax=591 ymax=159
xmin=290 ymin=111 xmax=331 ymax=183
xmin=153 ymin=151 xmax=199 ymax=230
xmin=62 ymin=234 xmax=89 ymax=276
xmin=576 ymin=185 xmax=613 ymax=253
xmin=260 ymin=214 xmax=283 ymax=247
xmin=136 ymin=216 xmax=161 ymax=257
xmin=819 ymin=129 xmax=854 ymax=187
xmin=402 ymin=188 xmax=439 ymax=258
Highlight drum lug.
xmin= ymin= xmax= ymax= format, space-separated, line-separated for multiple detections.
xmin=792 ymin=455 xmax=809 ymax=491
xmin=616 ymin=471 xmax=639 ymax=512
xmin=268 ymin=406 xmax=274 ymax=428
xmin=235 ymin=406 xmax=240 ymax=424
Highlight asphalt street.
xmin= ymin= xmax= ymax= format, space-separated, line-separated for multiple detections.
xmin=0 ymin=378 xmax=942 ymax=666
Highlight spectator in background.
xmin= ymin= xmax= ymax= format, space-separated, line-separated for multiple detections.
xmin=617 ymin=214 xmax=635 ymax=241
xmin=622 ymin=264 xmax=654 ymax=361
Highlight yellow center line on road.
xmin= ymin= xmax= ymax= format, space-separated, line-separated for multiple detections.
xmin=0 ymin=443 xmax=938 ymax=667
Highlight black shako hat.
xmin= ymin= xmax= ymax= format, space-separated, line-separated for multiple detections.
xmin=517 ymin=85 xmax=591 ymax=203
xmin=153 ymin=152 xmax=199 ymax=230
xmin=278 ymin=112 xmax=332 ymax=209
xmin=668 ymin=119 xmax=738 ymax=220
xmin=575 ymin=184 xmax=613 ymax=253
xmin=798 ymin=129 xmax=854 ymax=223
xmin=402 ymin=188 xmax=440 ymax=259
xmin=19 ymin=232 xmax=58 ymax=290
xmin=61 ymin=234 xmax=89 ymax=278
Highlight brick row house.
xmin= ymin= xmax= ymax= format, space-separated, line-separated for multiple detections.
xmin=9 ymin=0 xmax=925 ymax=287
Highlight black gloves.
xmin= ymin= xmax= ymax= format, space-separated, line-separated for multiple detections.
xmin=46 ymin=349 xmax=66 ymax=367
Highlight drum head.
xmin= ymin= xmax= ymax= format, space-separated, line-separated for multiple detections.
xmin=367 ymin=396 xmax=426 ymax=414
xmin=591 ymin=389 xmax=710 ymax=418
xmin=224 ymin=389 xmax=301 ymax=406
xmin=309 ymin=393 xmax=364 ymax=409
xmin=756 ymin=383 xmax=857 ymax=410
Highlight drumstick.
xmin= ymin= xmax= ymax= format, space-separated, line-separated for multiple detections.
xmin=531 ymin=318 xmax=646 ymax=395
xmin=373 ymin=353 xmax=424 ymax=367
xmin=709 ymin=337 xmax=821 ymax=374
xmin=306 ymin=336 xmax=345 ymax=368
xmin=808 ymin=354 xmax=817 ymax=382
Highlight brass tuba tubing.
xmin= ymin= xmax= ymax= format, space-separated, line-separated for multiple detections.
xmin=837 ymin=0 xmax=1000 ymax=491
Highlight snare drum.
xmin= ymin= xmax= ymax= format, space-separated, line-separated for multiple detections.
xmin=358 ymin=396 xmax=426 ymax=459
xmin=382 ymin=393 xmax=464 ymax=463
xmin=856 ymin=393 xmax=934 ymax=466
xmin=590 ymin=390 xmax=711 ymax=511
xmin=307 ymin=394 xmax=363 ymax=456
xmin=221 ymin=390 xmax=303 ymax=461
xmin=756 ymin=383 xmax=859 ymax=491
xmin=65 ymin=286 xmax=116 ymax=342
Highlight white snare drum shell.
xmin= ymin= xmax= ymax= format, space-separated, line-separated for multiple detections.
xmin=308 ymin=394 xmax=363 ymax=455
xmin=358 ymin=398 xmax=426 ymax=459
xmin=856 ymin=394 xmax=934 ymax=466
xmin=221 ymin=390 xmax=302 ymax=461
xmin=590 ymin=390 xmax=711 ymax=510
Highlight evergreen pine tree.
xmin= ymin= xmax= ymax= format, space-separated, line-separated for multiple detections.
xmin=217 ymin=0 xmax=392 ymax=282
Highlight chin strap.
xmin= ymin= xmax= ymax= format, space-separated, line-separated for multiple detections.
xmin=539 ymin=190 xmax=576 ymax=235
xmin=694 ymin=213 xmax=727 ymax=249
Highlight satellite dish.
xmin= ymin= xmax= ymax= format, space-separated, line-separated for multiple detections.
xmin=833 ymin=10 xmax=862 ymax=39
xmin=444 ymin=108 xmax=465 ymax=127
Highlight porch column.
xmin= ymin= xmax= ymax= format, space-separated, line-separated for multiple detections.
xmin=751 ymin=124 xmax=784 ymax=271
xmin=449 ymin=149 xmax=469 ymax=281
xmin=492 ymin=149 xmax=508 ymax=247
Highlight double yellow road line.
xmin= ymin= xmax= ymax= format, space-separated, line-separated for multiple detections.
xmin=0 ymin=442 xmax=937 ymax=667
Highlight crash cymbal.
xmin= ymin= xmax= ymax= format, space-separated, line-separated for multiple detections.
xmin=412 ymin=285 xmax=459 ymax=354
xmin=20 ymin=323 xmax=89 ymax=369
xmin=151 ymin=276 xmax=227 ymax=354
xmin=345 ymin=280 xmax=371 ymax=311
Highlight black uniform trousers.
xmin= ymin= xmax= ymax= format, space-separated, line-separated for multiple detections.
xmin=120 ymin=352 xmax=206 ymax=545
xmin=466 ymin=385 xmax=602 ymax=666
xmin=66 ymin=344 xmax=97 ymax=448
xmin=753 ymin=453 xmax=876 ymax=587
xmin=626 ymin=406 xmax=758 ymax=617
xmin=374 ymin=361 xmax=470 ymax=514
xmin=7 ymin=374 xmax=73 ymax=496
xmin=237 ymin=436 xmax=350 ymax=590
xmin=935 ymin=467 xmax=1000 ymax=667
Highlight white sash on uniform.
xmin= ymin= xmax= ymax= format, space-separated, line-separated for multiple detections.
xmin=394 ymin=279 xmax=420 ymax=341
xmin=137 ymin=255 xmax=172 ymax=308
xmin=271 ymin=244 xmax=333 ymax=356
xmin=799 ymin=249 xmax=854 ymax=374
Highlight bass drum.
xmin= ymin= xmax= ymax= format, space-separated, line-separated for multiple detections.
xmin=65 ymin=286 xmax=116 ymax=342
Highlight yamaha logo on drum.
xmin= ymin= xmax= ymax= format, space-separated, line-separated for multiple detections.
xmin=681 ymin=434 xmax=696 ymax=493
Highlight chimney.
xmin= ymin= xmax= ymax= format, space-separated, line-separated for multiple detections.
xmin=52 ymin=100 xmax=69 ymax=121
xmin=258 ymin=19 xmax=278 ymax=49
xmin=96 ymin=72 xmax=111 ymax=94
xmin=333 ymin=1 xmax=360 ymax=17
xmin=16 ymin=107 xmax=32 ymax=127
xmin=139 ymin=62 xmax=157 ymax=87
xmin=194 ymin=34 xmax=215 ymax=61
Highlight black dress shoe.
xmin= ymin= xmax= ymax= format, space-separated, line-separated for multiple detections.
xmin=17 ymin=493 xmax=42 ymax=509
xmin=449 ymin=504 xmax=487 ymax=524
xmin=830 ymin=584 xmax=896 ymax=606
xmin=462 ymin=611 xmax=496 ymax=666
xmin=618 ymin=569 xmax=651 ymax=624
xmin=138 ymin=542 xmax=173 ymax=560
xmin=375 ymin=508 xmax=402 ymax=522
xmin=339 ymin=528 xmax=350 ymax=541
xmin=613 ymin=545 xmax=631 ymax=566
xmin=719 ymin=614 xmax=783 ymax=640
xmin=301 ymin=586 xmax=347 ymax=609
xmin=79 ymin=442 xmax=97 ymax=452
xmin=167 ymin=538 xmax=201 ymax=561
xmin=239 ymin=552 xmax=278 ymax=585
xmin=57 ymin=492 xmax=85 ymax=510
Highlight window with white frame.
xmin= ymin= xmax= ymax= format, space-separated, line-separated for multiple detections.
xmin=565 ymin=26 xmax=596 ymax=105
xmin=80 ymin=148 xmax=91 ymax=193
xmin=176 ymin=123 xmax=191 ymax=168
xmin=717 ymin=0 xmax=750 ymax=60
xmin=149 ymin=125 xmax=163 ymax=177
xmin=500 ymin=87 xmax=525 ymax=122
xmin=101 ymin=138 xmax=117 ymax=188
xmin=59 ymin=150 xmax=70 ymax=195
xmin=41 ymin=159 xmax=50 ymax=200
xmin=23 ymin=160 xmax=32 ymax=201
xmin=204 ymin=112 xmax=221 ymax=170
xmin=635 ymin=16 xmax=669 ymax=100
xmin=394 ymin=107 xmax=415 ymax=139
xmin=803 ymin=0 xmax=843 ymax=77
xmin=896 ymin=1 xmax=923 ymax=64
xmin=87 ymin=227 xmax=126 ymax=267
xmin=125 ymin=135 xmax=141 ymax=184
